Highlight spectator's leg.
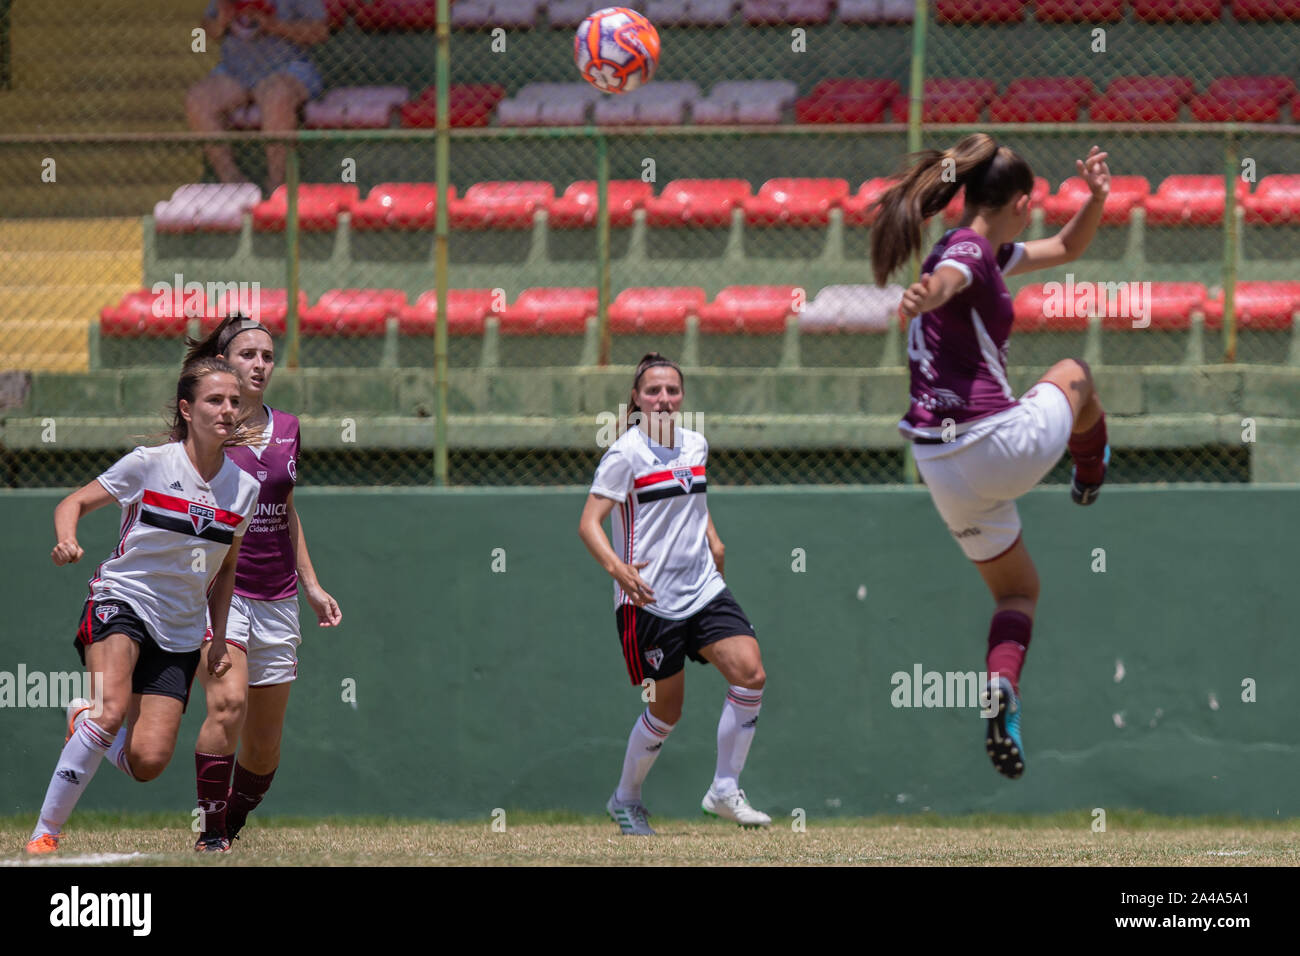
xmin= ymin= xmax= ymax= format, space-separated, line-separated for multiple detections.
xmin=253 ymin=73 xmax=310 ymax=193
xmin=185 ymin=73 xmax=252 ymax=183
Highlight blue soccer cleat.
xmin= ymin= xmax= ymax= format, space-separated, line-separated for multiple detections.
xmin=984 ymin=676 xmax=1025 ymax=780
xmin=1071 ymin=443 xmax=1110 ymax=506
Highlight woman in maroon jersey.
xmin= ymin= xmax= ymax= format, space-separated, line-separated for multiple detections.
xmin=183 ymin=314 xmax=342 ymax=850
xmin=871 ymin=134 xmax=1112 ymax=780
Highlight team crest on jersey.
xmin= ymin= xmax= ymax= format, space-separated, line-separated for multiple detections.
xmin=288 ymin=458 xmax=297 ymax=483
xmin=256 ymin=469 xmax=267 ymax=482
xmin=942 ymin=240 xmax=982 ymax=261
xmin=188 ymin=503 xmax=216 ymax=535
xmin=644 ymin=648 xmax=664 ymax=670
xmin=672 ymin=467 xmax=694 ymax=492
xmin=94 ymin=604 xmax=120 ymax=624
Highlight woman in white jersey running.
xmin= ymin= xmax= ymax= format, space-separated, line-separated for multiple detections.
xmin=579 ymin=353 xmax=770 ymax=835
xmin=871 ymin=134 xmax=1112 ymax=780
xmin=184 ymin=315 xmax=342 ymax=851
xmin=25 ymin=358 xmax=262 ymax=854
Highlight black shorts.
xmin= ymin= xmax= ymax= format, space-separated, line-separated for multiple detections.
xmin=74 ymin=599 xmax=201 ymax=710
xmin=615 ymin=587 xmax=757 ymax=686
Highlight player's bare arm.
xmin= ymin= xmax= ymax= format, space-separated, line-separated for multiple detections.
xmin=1007 ymin=146 xmax=1111 ymax=277
xmin=578 ymin=492 xmax=654 ymax=606
xmin=51 ymin=478 xmax=118 ymax=566
xmin=206 ymin=535 xmax=244 ymax=678
xmin=899 ymin=265 xmax=969 ymax=320
xmin=705 ymin=513 xmax=725 ymax=579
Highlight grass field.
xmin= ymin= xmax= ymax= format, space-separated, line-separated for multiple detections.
xmin=3 ymin=811 xmax=1297 ymax=866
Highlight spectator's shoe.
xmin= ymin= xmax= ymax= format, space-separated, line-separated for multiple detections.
xmin=606 ymin=793 xmax=656 ymax=836
xmin=65 ymin=698 xmax=92 ymax=743
xmin=984 ymin=676 xmax=1025 ymax=779
xmin=1071 ymin=444 xmax=1110 ymax=506
xmin=702 ymin=787 xmax=771 ymax=828
xmin=194 ymin=832 xmax=231 ymax=852
xmin=25 ymin=833 xmax=59 ymax=855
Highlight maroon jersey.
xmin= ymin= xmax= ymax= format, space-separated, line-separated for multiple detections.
xmin=900 ymin=228 xmax=1026 ymax=440
xmin=225 ymin=406 xmax=300 ymax=601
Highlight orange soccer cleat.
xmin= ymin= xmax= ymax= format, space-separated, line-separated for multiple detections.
xmin=25 ymin=833 xmax=59 ymax=855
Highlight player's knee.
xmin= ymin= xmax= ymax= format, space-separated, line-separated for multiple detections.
xmin=206 ymin=693 xmax=246 ymax=732
xmin=735 ymin=662 xmax=765 ymax=690
xmin=91 ymin=702 xmax=127 ymax=734
xmin=129 ymin=752 xmax=170 ymax=782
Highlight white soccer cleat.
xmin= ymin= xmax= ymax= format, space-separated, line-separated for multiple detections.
xmin=64 ymin=697 xmax=92 ymax=742
xmin=702 ymin=787 xmax=771 ymax=828
xmin=606 ymin=792 xmax=656 ymax=836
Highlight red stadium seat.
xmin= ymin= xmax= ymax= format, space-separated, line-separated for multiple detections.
xmin=1089 ymin=76 xmax=1193 ymax=123
xmin=991 ymin=77 xmax=1092 ymax=121
xmin=398 ymin=289 xmax=501 ymax=335
xmin=698 ymin=285 xmax=803 ymax=333
xmin=1202 ymin=282 xmax=1300 ymax=330
xmin=1143 ymin=175 xmax=1250 ymax=226
xmin=944 ymin=177 xmax=1049 ymax=225
xmin=935 ymin=0 xmax=1026 ymax=23
xmin=547 ymin=180 xmax=653 ymax=228
xmin=1034 ymin=0 xmax=1123 ymax=21
xmin=743 ymin=178 xmax=850 ymax=226
xmin=1189 ymin=76 xmax=1289 ymax=122
xmin=1132 ymin=1 xmax=1223 ymax=23
xmin=741 ymin=0 xmax=833 ymax=25
xmin=252 ymin=185 xmax=359 ymax=231
xmin=301 ymin=289 xmax=407 ymax=336
xmin=400 ymin=83 xmax=506 ymax=128
xmin=205 ymin=288 xmax=304 ymax=336
xmin=608 ymin=287 xmax=707 ymax=333
xmin=794 ymin=78 xmax=900 ymax=124
xmin=1042 ymin=176 xmax=1149 ymax=225
xmin=1203 ymin=282 xmax=1300 ymax=330
xmin=891 ymin=79 xmax=998 ymax=123
xmin=99 ymin=289 xmax=192 ymax=338
xmin=1232 ymin=0 xmax=1300 ymax=19
xmin=1004 ymin=76 xmax=1095 ymax=102
xmin=324 ymin=0 xmax=353 ymax=29
xmin=840 ymin=178 xmax=898 ymax=226
xmin=1101 ymin=282 xmax=1207 ymax=331
xmin=1010 ymin=285 xmax=1089 ymax=331
xmin=1242 ymin=175 xmax=1300 ymax=224
xmin=448 ymin=181 xmax=555 ymax=229
xmin=354 ymin=0 xmax=439 ymax=30
xmin=498 ymin=287 xmax=598 ymax=335
xmin=1144 ymin=175 xmax=1245 ymax=225
xmin=644 ymin=179 xmax=752 ymax=227
xmin=350 ymin=183 xmax=457 ymax=230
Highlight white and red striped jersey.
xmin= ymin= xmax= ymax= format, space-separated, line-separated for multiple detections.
xmin=90 ymin=442 xmax=260 ymax=652
xmin=590 ymin=426 xmax=725 ymax=620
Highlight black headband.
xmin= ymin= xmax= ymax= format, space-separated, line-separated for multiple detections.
xmin=633 ymin=359 xmax=683 ymax=389
xmin=218 ymin=318 xmax=271 ymax=355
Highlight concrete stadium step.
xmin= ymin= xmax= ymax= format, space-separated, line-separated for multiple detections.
xmin=0 ymin=146 xmax=203 ymax=188
xmin=14 ymin=55 xmax=214 ymax=93
xmin=0 ymin=218 xmax=141 ymax=253
xmin=4 ymin=181 xmax=195 ymax=218
xmin=0 ymin=91 xmax=190 ymax=129
xmin=0 ymin=319 xmax=91 ymax=373
xmin=0 ymin=250 xmax=137 ymax=286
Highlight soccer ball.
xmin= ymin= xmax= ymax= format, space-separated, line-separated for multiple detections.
xmin=574 ymin=7 xmax=660 ymax=95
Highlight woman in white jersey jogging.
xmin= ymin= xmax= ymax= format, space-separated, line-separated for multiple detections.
xmin=578 ymin=353 xmax=770 ymax=835
xmin=871 ymin=133 xmax=1112 ymax=780
xmin=182 ymin=315 xmax=342 ymax=851
xmin=25 ymin=358 xmax=262 ymax=854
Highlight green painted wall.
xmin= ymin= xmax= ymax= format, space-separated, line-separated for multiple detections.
xmin=0 ymin=486 xmax=1296 ymax=824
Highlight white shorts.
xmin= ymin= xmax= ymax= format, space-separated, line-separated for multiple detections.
xmin=213 ymin=592 xmax=301 ymax=686
xmin=913 ymin=382 xmax=1074 ymax=563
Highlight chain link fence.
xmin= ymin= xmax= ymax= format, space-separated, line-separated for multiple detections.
xmin=1 ymin=1 xmax=1295 ymax=486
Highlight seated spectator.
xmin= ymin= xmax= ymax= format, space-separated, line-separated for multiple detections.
xmin=185 ymin=0 xmax=329 ymax=193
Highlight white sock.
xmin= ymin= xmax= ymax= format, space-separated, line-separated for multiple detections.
xmin=713 ymin=686 xmax=763 ymax=795
xmin=105 ymin=724 xmax=138 ymax=779
xmin=615 ymin=710 xmax=674 ymax=803
xmin=29 ymin=718 xmax=114 ymax=841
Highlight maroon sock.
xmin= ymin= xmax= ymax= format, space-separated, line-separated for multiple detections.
xmin=226 ymin=763 xmax=277 ymax=829
xmin=986 ymin=610 xmax=1033 ymax=694
xmin=1068 ymin=411 xmax=1108 ymax=484
xmin=195 ymin=752 xmax=235 ymax=836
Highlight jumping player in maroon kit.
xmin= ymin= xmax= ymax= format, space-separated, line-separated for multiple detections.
xmin=579 ymin=353 xmax=771 ymax=835
xmin=184 ymin=315 xmax=342 ymax=850
xmin=871 ymin=134 xmax=1112 ymax=779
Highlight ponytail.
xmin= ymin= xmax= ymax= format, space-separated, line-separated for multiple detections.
xmin=870 ymin=133 xmax=1034 ymax=285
